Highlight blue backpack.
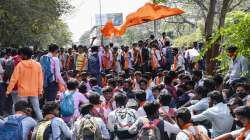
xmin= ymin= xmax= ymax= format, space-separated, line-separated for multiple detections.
xmin=0 ymin=116 xmax=27 ymax=140
xmin=60 ymin=92 xmax=75 ymax=117
xmin=40 ymin=55 xmax=54 ymax=88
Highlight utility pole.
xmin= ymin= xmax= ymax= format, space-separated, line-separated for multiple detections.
xmin=99 ymin=0 xmax=103 ymax=46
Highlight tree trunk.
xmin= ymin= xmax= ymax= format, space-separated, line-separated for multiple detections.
xmin=204 ymin=0 xmax=217 ymax=75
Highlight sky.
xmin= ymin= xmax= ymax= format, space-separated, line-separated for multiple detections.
xmin=63 ymin=0 xmax=149 ymax=42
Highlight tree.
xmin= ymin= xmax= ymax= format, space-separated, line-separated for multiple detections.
xmin=0 ymin=0 xmax=73 ymax=48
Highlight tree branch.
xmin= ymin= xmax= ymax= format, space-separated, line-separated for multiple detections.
xmin=229 ymin=0 xmax=244 ymax=11
xmin=192 ymin=0 xmax=208 ymax=11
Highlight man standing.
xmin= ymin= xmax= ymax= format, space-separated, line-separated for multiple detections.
xmin=40 ymin=44 xmax=66 ymax=101
xmin=6 ymin=47 xmax=43 ymax=120
xmin=226 ymin=46 xmax=249 ymax=85
xmin=88 ymin=46 xmax=101 ymax=85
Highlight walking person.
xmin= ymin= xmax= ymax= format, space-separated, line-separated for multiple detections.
xmin=6 ymin=47 xmax=43 ymax=121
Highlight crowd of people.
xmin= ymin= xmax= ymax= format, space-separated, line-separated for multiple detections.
xmin=0 ymin=32 xmax=249 ymax=140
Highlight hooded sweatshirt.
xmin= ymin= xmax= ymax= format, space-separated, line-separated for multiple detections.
xmin=7 ymin=59 xmax=43 ymax=96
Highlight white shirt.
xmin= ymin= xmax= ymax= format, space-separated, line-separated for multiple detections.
xmin=136 ymin=107 xmax=146 ymax=117
xmin=192 ymin=102 xmax=234 ymax=137
xmin=176 ymin=125 xmax=208 ymax=140
xmin=188 ymin=97 xmax=209 ymax=115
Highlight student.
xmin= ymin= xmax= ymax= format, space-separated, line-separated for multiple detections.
xmin=158 ymin=90 xmax=176 ymax=119
xmin=73 ymin=103 xmax=110 ymax=140
xmin=152 ymin=85 xmax=161 ymax=99
xmin=40 ymin=44 xmax=66 ymax=101
xmin=60 ymin=79 xmax=88 ymax=123
xmin=129 ymin=102 xmax=180 ymax=140
xmin=187 ymin=86 xmax=209 ymax=115
xmin=6 ymin=47 xmax=43 ymax=120
xmin=108 ymin=92 xmax=138 ymax=140
xmin=88 ymin=46 xmax=101 ymax=85
xmin=226 ymin=46 xmax=249 ymax=85
xmin=139 ymin=78 xmax=155 ymax=102
xmin=135 ymin=90 xmax=147 ymax=117
xmin=176 ymin=107 xmax=209 ymax=140
xmin=192 ymin=91 xmax=234 ymax=137
xmin=101 ymin=86 xmax=114 ymax=123
xmin=32 ymin=101 xmax=72 ymax=140
xmin=76 ymin=45 xmax=88 ymax=72
xmin=0 ymin=101 xmax=37 ymax=140
xmin=88 ymin=92 xmax=105 ymax=121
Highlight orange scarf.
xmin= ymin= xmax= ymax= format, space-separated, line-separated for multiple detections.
xmin=124 ymin=52 xmax=129 ymax=70
xmin=151 ymin=49 xmax=158 ymax=70
xmin=173 ymin=55 xmax=178 ymax=71
xmin=102 ymin=77 xmax=107 ymax=87
xmin=102 ymin=52 xmax=111 ymax=69
xmin=236 ymin=124 xmax=250 ymax=140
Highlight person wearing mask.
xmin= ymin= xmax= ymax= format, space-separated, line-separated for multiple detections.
xmin=40 ymin=44 xmax=66 ymax=102
xmin=108 ymin=92 xmax=138 ymax=140
xmin=226 ymin=46 xmax=249 ymax=85
xmin=192 ymin=91 xmax=234 ymax=137
xmin=214 ymin=106 xmax=250 ymax=140
xmin=6 ymin=47 xmax=43 ymax=121
xmin=129 ymin=101 xmax=180 ymax=140
xmin=176 ymin=107 xmax=209 ymax=140
xmin=0 ymin=101 xmax=37 ymax=140
xmin=32 ymin=101 xmax=72 ymax=140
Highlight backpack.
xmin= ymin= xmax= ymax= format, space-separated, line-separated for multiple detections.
xmin=60 ymin=92 xmax=75 ymax=117
xmin=77 ymin=115 xmax=102 ymax=140
xmin=88 ymin=53 xmax=100 ymax=74
xmin=0 ymin=115 xmax=27 ymax=140
xmin=182 ymin=126 xmax=210 ymax=140
xmin=35 ymin=119 xmax=54 ymax=140
xmin=137 ymin=118 xmax=162 ymax=140
xmin=114 ymin=108 xmax=137 ymax=139
xmin=40 ymin=55 xmax=54 ymax=88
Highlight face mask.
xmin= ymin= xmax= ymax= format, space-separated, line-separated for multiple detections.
xmin=237 ymin=92 xmax=247 ymax=99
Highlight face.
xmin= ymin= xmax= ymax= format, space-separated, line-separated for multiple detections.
xmin=103 ymin=91 xmax=113 ymax=101
xmin=123 ymin=82 xmax=130 ymax=89
xmin=236 ymin=115 xmax=250 ymax=127
xmin=208 ymin=97 xmax=213 ymax=108
xmin=52 ymin=50 xmax=59 ymax=57
xmin=227 ymin=51 xmax=236 ymax=58
xmin=135 ymin=75 xmax=142 ymax=81
xmin=139 ymin=82 xmax=147 ymax=90
xmin=53 ymin=107 xmax=60 ymax=117
xmin=79 ymin=48 xmax=84 ymax=53
xmin=153 ymin=90 xmax=160 ymax=99
xmin=236 ymin=86 xmax=248 ymax=98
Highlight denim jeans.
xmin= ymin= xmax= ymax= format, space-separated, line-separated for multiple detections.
xmin=12 ymin=95 xmax=43 ymax=121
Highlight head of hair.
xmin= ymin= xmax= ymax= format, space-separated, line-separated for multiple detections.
xmin=89 ymin=77 xmax=98 ymax=86
xmin=164 ymin=75 xmax=173 ymax=85
xmin=159 ymin=91 xmax=172 ymax=106
xmin=176 ymin=107 xmax=191 ymax=123
xmin=192 ymin=70 xmax=202 ymax=79
xmin=208 ymin=90 xmax=224 ymax=104
xmin=203 ymin=79 xmax=216 ymax=92
xmin=234 ymin=106 xmax=250 ymax=119
xmin=20 ymin=47 xmax=33 ymax=59
xmin=213 ymin=74 xmax=223 ymax=86
xmin=48 ymin=44 xmax=59 ymax=53
xmin=139 ymin=78 xmax=148 ymax=85
xmin=42 ymin=101 xmax=59 ymax=115
xmin=228 ymin=97 xmax=243 ymax=107
xmin=135 ymin=90 xmax=146 ymax=102
xmin=88 ymin=93 xmax=101 ymax=105
xmin=114 ymin=92 xmax=127 ymax=107
xmin=79 ymin=83 xmax=87 ymax=94
xmin=235 ymin=83 xmax=249 ymax=91
xmin=66 ymin=79 xmax=79 ymax=90
xmin=15 ymin=101 xmax=30 ymax=112
xmin=227 ymin=45 xmax=238 ymax=52
xmin=143 ymin=102 xmax=160 ymax=117
xmin=91 ymin=46 xmax=99 ymax=52
xmin=80 ymin=104 xmax=94 ymax=116
xmin=195 ymin=86 xmax=208 ymax=98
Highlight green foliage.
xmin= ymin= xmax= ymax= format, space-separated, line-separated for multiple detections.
xmin=199 ymin=11 xmax=250 ymax=74
xmin=0 ymin=0 xmax=73 ymax=48
xmin=152 ymin=0 xmax=167 ymax=4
